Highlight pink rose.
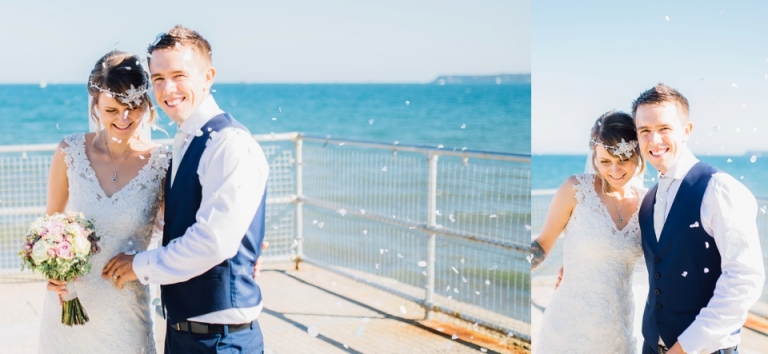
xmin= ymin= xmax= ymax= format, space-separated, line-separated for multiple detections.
xmin=45 ymin=220 xmax=65 ymax=239
xmin=46 ymin=248 xmax=56 ymax=258
xmin=56 ymin=241 xmax=74 ymax=260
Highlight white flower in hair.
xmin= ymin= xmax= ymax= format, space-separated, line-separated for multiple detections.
xmin=592 ymin=138 xmax=638 ymax=160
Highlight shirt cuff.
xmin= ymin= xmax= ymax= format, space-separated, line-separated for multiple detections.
xmin=133 ymin=249 xmax=157 ymax=285
xmin=677 ymin=326 xmax=712 ymax=354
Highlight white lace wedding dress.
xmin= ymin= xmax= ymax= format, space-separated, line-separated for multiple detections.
xmin=537 ymin=174 xmax=645 ymax=353
xmin=38 ymin=133 xmax=168 ymax=354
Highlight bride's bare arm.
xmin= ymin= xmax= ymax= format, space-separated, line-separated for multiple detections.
xmin=530 ymin=175 xmax=578 ymax=270
xmin=45 ymin=141 xmax=70 ymax=216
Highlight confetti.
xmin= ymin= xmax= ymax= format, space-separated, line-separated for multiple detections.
xmin=363 ymin=229 xmax=368 ymax=235
xmin=382 ymin=166 xmax=387 ymax=172
xmin=405 ymin=100 xmax=410 ymax=105
xmin=526 ymin=254 xmax=533 ymax=263
xmin=462 ymin=276 xmax=468 ymax=283
xmin=665 ymin=15 xmax=670 ymax=21
xmin=355 ymin=325 xmax=365 ymax=337
xmin=690 ymin=221 xmax=700 ymax=228
xmin=451 ymin=334 xmax=458 ymax=340
xmin=475 ymin=291 xmax=480 ymax=295
xmin=56 ymin=123 xmax=60 ymax=129
xmin=318 ymin=222 xmax=324 ymax=228
xmin=195 ymin=129 xmax=203 ymax=137
xmin=337 ymin=209 xmax=347 ymax=216
xmin=704 ymin=268 xmax=709 ymax=273
xmin=339 ymin=142 xmax=345 ymax=146
xmin=525 ymin=225 xmax=532 ymax=231
xmin=481 ymin=348 xmax=488 ymax=353
xmin=727 ymin=158 xmax=732 ymax=163
xmin=272 ymin=117 xmax=277 ymax=121
xmin=485 ymin=280 xmax=490 ymax=286
xmin=208 ymin=127 xmax=213 ymax=132
xmin=139 ymin=155 xmax=145 ymax=160
xmin=760 ymin=205 xmax=766 ymax=214
xmin=451 ymin=266 xmax=459 ymax=274
xmin=124 ymin=66 xmax=131 ymax=70
xmin=446 ymin=285 xmax=451 ymax=291
xmin=461 ymin=124 xmax=466 ymax=129
xmin=750 ymin=155 xmax=757 ymax=163
xmin=343 ymin=344 xmax=349 ymax=349
xmin=368 ymin=119 xmax=374 ymax=125
xmin=682 ymin=271 xmax=688 ymax=277
xmin=453 ymin=288 xmax=459 ymax=293
xmin=418 ymin=261 xmax=427 ymax=267
xmin=307 ymin=326 xmax=319 ymax=337
xmin=360 ymin=209 xmax=365 ymax=214
xmin=490 ymin=214 xmax=497 ymax=219
xmin=705 ymin=242 xmax=709 ymax=249
xmin=488 ymin=265 xmax=498 ymax=271
xmin=397 ymin=253 xmax=404 ymax=258
xmin=732 ymin=83 xmax=738 ymax=88
xmin=460 ymin=258 xmax=465 ymax=264
xmin=400 ymin=305 xmax=407 ymax=314
xmin=375 ymin=263 xmax=379 ymax=269
xmin=437 ymin=144 xmax=444 ymax=149
xmin=435 ymin=210 xmax=442 ymax=216
xmin=312 ymin=220 xmax=318 ymax=224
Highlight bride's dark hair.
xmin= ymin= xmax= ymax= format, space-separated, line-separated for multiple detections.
xmin=87 ymin=50 xmax=156 ymax=128
xmin=589 ymin=110 xmax=645 ymax=175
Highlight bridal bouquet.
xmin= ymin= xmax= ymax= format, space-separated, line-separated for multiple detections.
xmin=19 ymin=211 xmax=100 ymax=326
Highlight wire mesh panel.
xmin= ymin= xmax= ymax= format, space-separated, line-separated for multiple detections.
xmin=299 ymin=138 xmax=531 ymax=337
xmin=0 ymin=152 xmax=50 ymax=271
xmin=258 ymin=141 xmax=296 ymax=260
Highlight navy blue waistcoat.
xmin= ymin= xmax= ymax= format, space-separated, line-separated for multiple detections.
xmin=639 ymin=162 xmax=720 ymax=352
xmin=162 ymin=113 xmax=266 ymax=324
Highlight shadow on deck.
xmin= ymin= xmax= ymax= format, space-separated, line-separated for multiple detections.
xmin=0 ymin=262 xmax=526 ymax=353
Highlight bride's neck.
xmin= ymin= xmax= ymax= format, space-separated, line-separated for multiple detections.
xmin=98 ymin=131 xmax=135 ymax=156
xmin=605 ymin=183 xmax=633 ymax=199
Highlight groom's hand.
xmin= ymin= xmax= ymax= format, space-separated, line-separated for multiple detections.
xmin=253 ymin=242 xmax=269 ymax=278
xmin=102 ymin=253 xmax=138 ymax=289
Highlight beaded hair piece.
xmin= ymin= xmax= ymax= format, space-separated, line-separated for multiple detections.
xmin=591 ymin=138 xmax=638 ymax=160
xmin=89 ymin=81 xmax=147 ymax=108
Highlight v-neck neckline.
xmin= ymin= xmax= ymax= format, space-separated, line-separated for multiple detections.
xmin=80 ymin=134 xmax=159 ymax=199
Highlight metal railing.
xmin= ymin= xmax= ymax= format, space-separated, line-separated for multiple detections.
xmin=0 ymin=132 xmax=531 ymax=341
xmin=531 ymin=189 xmax=768 ymax=317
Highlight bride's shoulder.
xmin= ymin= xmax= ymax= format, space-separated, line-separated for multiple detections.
xmin=566 ymin=173 xmax=596 ymax=188
xmin=57 ymin=132 xmax=89 ymax=154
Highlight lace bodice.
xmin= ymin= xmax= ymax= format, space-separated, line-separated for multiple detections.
xmin=537 ymin=174 xmax=645 ymax=353
xmin=38 ymin=133 xmax=168 ymax=354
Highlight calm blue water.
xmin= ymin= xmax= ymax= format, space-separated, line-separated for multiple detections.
xmin=533 ymin=154 xmax=768 ymax=199
xmin=0 ymin=83 xmax=530 ymax=154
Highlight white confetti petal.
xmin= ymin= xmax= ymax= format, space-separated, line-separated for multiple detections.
xmin=417 ymin=261 xmax=427 ymax=267
xmin=337 ymin=209 xmax=347 ymax=216
xmin=405 ymin=100 xmax=410 ymax=105
xmin=525 ymin=224 xmax=532 ymax=231
xmin=195 ymin=129 xmax=203 ymax=137
xmin=485 ymin=280 xmax=490 ymax=286
xmin=665 ymin=15 xmax=670 ymax=21
xmin=462 ymin=276 xmax=467 ymax=283
xmin=760 ymin=205 xmax=767 ymax=214
xmin=705 ymin=242 xmax=709 ymax=249
xmin=750 ymin=155 xmax=757 ymax=163
xmin=490 ymin=214 xmax=497 ymax=219
xmin=400 ymin=305 xmax=407 ymax=314
xmin=312 ymin=220 xmax=318 ymax=224
xmin=451 ymin=334 xmax=458 ymax=340
xmin=382 ymin=166 xmax=387 ymax=172
xmin=727 ymin=158 xmax=732 ymax=163
xmin=689 ymin=221 xmax=700 ymax=228
xmin=363 ymin=229 xmax=368 ymax=235
xmin=449 ymin=214 xmax=456 ymax=222
xmin=360 ymin=209 xmax=365 ymax=214
xmin=435 ymin=210 xmax=442 ymax=216
xmin=368 ymin=119 xmax=374 ymax=125
xmin=139 ymin=155 xmax=145 ymax=160
xmin=704 ymin=268 xmax=710 ymax=273
xmin=732 ymin=83 xmax=738 ymax=88
xmin=682 ymin=271 xmax=688 ymax=277
xmin=318 ymin=222 xmax=324 ymax=228
xmin=451 ymin=266 xmax=459 ymax=274
xmin=461 ymin=123 xmax=466 ymax=129
xmin=453 ymin=288 xmax=459 ymax=293
xmin=307 ymin=326 xmax=319 ymax=337
xmin=397 ymin=253 xmax=404 ymax=258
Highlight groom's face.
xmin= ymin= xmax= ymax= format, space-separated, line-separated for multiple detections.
xmin=149 ymin=45 xmax=216 ymax=124
xmin=635 ymin=102 xmax=693 ymax=175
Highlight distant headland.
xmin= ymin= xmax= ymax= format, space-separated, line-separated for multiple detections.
xmin=429 ymin=74 xmax=530 ymax=85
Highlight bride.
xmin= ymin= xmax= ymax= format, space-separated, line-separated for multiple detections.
xmin=530 ymin=110 xmax=647 ymax=353
xmin=39 ymin=50 xmax=167 ymax=353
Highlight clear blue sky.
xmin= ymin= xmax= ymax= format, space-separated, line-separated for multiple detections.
xmin=0 ymin=0 xmax=529 ymax=84
xmin=532 ymin=0 xmax=768 ymax=155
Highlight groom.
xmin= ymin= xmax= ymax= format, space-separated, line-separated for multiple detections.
xmin=103 ymin=26 xmax=269 ymax=353
xmin=633 ymin=84 xmax=764 ymax=354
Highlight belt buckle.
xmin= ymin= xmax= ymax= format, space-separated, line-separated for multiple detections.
xmin=190 ymin=321 xmax=209 ymax=334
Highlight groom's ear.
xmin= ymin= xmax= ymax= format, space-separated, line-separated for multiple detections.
xmin=204 ymin=66 xmax=216 ymax=92
xmin=682 ymin=121 xmax=694 ymax=142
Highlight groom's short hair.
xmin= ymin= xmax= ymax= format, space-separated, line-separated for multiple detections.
xmin=147 ymin=25 xmax=213 ymax=66
xmin=631 ymin=83 xmax=690 ymax=121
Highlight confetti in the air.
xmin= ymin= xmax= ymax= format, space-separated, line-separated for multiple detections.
xmin=400 ymin=305 xmax=407 ymax=314
xmin=382 ymin=166 xmax=387 ymax=172
xmin=682 ymin=271 xmax=688 ymax=277
xmin=368 ymin=119 xmax=374 ymax=125
xmin=485 ymin=280 xmax=490 ymax=286
xmin=690 ymin=221 xmax=700 ymax=228
xmin=418 ymin=261 xmax=427 ymax=267
xmin=318 ymin=222 xmax=324 ymax=228
xmin=449 ymin=214 xmax=456 ymax=222
xmin=665 ymin=15 xmax=670 ymax=21
xmin=405 ymin=100 xmax=410 ymax=105
xmin=338 ymin=209 xmax=347 ymax=216
xmin=704 ymin=268 xmax=710 ymax=273
xmin=727 ymin=158 xmax=733 ymax=163
xmin=490 ymin=214 xmax=497 ymax=219
xmin=362 ymin=229 xmax=368 ymax=235
xmin=760 ymin=205 xmax=766 ymax=214
xmin=705 ymin=242 xmax=709 ymax=249
xmin=750 ymin=155 xmax=757 ymax=163
xmin=732 ymin=83 xmax=738 ymax=88
xmin=461 ymin=124 xmax=466 ymax=129
xmin=451 ymin=334 xmax=459 ymax=340
xmin=451 ymin=266 xmax=459 ymax=274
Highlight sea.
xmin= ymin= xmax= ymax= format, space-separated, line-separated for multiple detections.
xmin=0 ymin=83 xmax=529 ymax=154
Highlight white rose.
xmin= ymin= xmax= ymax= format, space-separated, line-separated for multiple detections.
xmin=30 ymin=241 xmax=51 ymax=265
xmin=72 ymin=234 xmax=91 ymax=257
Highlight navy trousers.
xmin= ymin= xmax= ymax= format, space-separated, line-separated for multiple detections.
xmin=165 ymin=320 xmax=264 ymax=354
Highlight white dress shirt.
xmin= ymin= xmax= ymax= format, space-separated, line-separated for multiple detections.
xmin=656 ymin=147 xmax=765 ymax=354
xmin=133 ymin=95 xmax=269 ymax=324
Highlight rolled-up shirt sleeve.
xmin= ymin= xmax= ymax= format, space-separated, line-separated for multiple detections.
xmin=677 ymin=173 xmax=765 ymax=353
xmin=134 ymin=128 xmax=269 ymax=285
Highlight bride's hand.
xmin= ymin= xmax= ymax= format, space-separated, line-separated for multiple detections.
xmin=46 ymin=279 xmax=68 ymax=306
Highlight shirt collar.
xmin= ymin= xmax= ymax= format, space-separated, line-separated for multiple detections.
xmin=178 ymin=94 xmax=224 ymax=135
xmin=658 ymin=146 xmax=698 ymax=181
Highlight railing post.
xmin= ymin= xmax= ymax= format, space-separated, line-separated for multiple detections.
xmin=425 ymin=152 xmax=438 ymax=318
xmin=295 ymin=137 xmax=304 ymax=270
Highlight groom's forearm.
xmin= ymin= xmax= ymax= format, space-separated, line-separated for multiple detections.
xmin=530 ymin=240 xmax=547 ymax=270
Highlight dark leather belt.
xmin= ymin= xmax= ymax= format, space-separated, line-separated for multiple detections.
xmin=171 ymin=320 xmax=254 ymax=335
xmin=658 ymin=345 xmax=736 ymax=354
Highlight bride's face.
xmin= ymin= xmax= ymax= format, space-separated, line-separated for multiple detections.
xmin=594 ymin=145 xmax=638 ymax=190
xmin=95 ymin=93 xmax=145 ymax=141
